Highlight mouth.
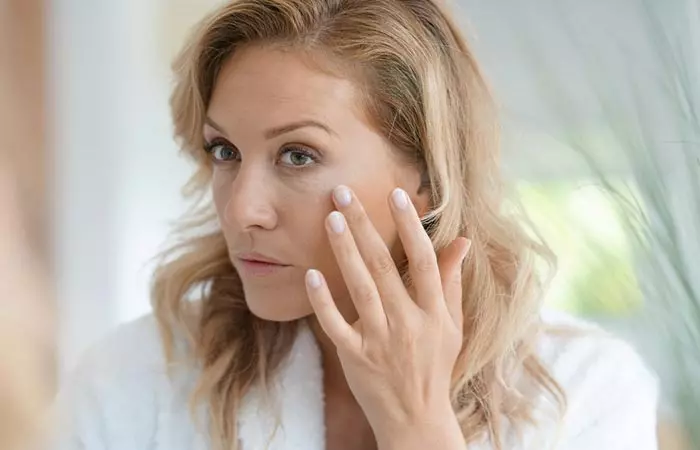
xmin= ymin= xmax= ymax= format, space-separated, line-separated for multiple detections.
xmin=235 ymin=252 xmax=291 ymax=277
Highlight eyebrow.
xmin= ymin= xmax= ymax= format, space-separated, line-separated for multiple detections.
xmin=204 ymin=117 xmax=336 ymax=139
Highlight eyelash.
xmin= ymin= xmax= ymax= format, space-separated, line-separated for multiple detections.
xmin=280 ymin=146 xmax=319 ymax=166
xmin=202 ymin=138 xmax=320 ymax=168
xmin=203 ymin=138 xmax=239 ymax=163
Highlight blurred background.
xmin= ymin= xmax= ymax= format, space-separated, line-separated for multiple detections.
xmin=1 ymin=0 xmax=697 ymax=449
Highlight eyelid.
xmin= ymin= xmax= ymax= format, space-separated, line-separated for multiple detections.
xmin=280 ymin=144 xmax=320 ymax=159
xmin=204 ymin=138 xmax=233 ymax=152
xmin=278 ymin=145 xmax=321 ymax=166
xmin=203 ymin=137 xmax=239 ymax=162
xmin=204 ymin=136 xmax=232 ymax=149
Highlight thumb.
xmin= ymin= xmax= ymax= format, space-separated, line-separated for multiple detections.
xmin=438 ymin=237 xmax=471 ymax=328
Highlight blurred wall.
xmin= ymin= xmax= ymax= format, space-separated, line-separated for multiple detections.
xmin=51 ymin=0 xmax=195 ymax=373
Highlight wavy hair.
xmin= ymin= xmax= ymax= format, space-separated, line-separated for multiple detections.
xmin=152 ymin=0 xmax=565 ymax=448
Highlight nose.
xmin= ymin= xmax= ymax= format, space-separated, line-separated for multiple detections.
xmin=224 ymin=165 xmax=278 ymax=232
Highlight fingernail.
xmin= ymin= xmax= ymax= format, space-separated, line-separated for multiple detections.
xmin=306 ymin=269 xmax=322 ymax=288
xmin=333 ymin=185 xmax=352 ymax=207
xmin=391 ymin=188 xmax=409 ymax=210
xmin=328 ymin=211 xmax=346 ymax=234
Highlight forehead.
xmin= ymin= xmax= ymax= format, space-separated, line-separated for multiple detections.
xmin=208 ymin=45 xmax=368 ymax=128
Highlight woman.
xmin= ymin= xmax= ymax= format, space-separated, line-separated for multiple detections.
xmin=53 ymin=0 xmax=659 ymax=449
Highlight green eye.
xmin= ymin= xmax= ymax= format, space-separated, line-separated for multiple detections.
xmin=204 ymin=139 xmax=239 ymax=162
xmin=213 ymin=145 xmax=237 ymax=161
xmin=280 ymin=147 xmax=317 ymax=167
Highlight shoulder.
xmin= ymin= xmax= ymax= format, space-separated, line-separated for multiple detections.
xmin=51 ymin=314 xmax=200 ymax=450
xmin=531 ymin=309 xmax=659 ymax=449
xmin=538 ymin=309 xmax=658 ymax=399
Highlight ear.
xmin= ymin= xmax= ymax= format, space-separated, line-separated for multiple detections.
xmin=411 ymin=188 xmax=431 ymax=218
xmin=409 ymin=166 xmax=432 ymax=217
xmin=396 ymin=164 xmax=431 ymax=217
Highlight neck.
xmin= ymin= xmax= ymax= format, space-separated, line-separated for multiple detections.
xmin=307 ymin=316 xmax=355 ymax=397
xmin=307 ymin=316 xmax=378 ymax=450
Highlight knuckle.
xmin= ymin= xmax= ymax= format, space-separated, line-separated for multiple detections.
xmin=352 ymin=284 xmax=377 ymax=305
xmin=397 ymin=329 xmax=418 ymax=351
xmin=364 ymin=344 xmax=384 ymax=362
xmin=367 ymin=252 xmax=397 ymax=278
xmin=412 ymin=253 xmax=437 ymax=274
xmin=450 ymin=273 xmax=463 ymax=288
xmin=344 ymin=203 xmax=367 ymax=225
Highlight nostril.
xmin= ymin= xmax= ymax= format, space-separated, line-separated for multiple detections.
xmin=223 ymin=194 xmax=278 ymax=232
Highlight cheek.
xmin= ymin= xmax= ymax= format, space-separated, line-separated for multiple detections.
xmin=211 ymin=170 xmax=233 ymax=217
xmin=354 ymin=184 xmax=399 ymax=248
xmin=282 ymin=182 xmax=334 ymax=255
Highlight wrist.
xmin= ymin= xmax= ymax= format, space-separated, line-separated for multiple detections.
xmin=375 ymin=403 xmax=464 ymax=450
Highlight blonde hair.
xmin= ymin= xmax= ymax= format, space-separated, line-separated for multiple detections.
xmin=153 ymin=0 xmax=564 ymax=448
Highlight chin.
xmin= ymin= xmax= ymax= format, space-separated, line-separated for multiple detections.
xmin=243 ymin=288 xmax=313 ymax=322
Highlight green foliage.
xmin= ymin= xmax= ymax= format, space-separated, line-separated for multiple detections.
xmin=517 ymin=181 xmax=642 ymax=317
xmin=511 ymin=0 xmax=700 ymax=443
xmin=578 ymin=2 xmax=700 ymax=442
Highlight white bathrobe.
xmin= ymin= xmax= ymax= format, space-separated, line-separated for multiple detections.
xmin=51 ymin=310 xmax=659 ymax=450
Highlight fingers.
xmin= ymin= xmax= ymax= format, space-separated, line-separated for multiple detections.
xmin=305 ymin=269 xmax=359 ymax=349
xmin=321 ymin=184 xmax=466 ymax=334
xmin=389 ymin=188 xmax=443 ymax=311
xmin=325 ymin=209 xmax=387 ymax=334
xmin=331 ymin=186 xmax=411 ymax=322
xmin=437 ymin=238 xmax=471 ymax=329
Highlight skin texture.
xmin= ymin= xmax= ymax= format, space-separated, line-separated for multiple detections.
xmin=206 ymin=45 xmax=467 ymax=450
xmin=206 ymin=45 xmax=426 ymax=324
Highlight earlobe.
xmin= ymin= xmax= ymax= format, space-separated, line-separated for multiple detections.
xmin=410 ymin=187 xmax=437 ymax=234
xmin=414 ymin=167 xmax=432 ymax=217
xmin=411 ymin=189 xmax=431 ymax=218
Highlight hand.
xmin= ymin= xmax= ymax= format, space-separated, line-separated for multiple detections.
xmin=305 ymin=185 xmax=470 ymax=449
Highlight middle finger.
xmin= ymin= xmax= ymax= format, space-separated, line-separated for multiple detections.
xmin=326 ymin=209 xmax=387 ymax=334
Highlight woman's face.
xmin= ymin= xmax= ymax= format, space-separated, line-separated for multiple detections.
xmin=205 ymin=46 xmax=426 ymax=323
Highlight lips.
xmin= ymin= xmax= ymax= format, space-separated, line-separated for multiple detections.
xmin=236 ymin=252 xmax=288 ymax=266
xmin=234 ymin=252 xmax=291 ymax=277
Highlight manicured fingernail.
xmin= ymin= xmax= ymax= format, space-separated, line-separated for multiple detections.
xmin=328 ymin=211 xmax=346 ymax=234
xmin=306 ymin=269 xmax=322 ymax=288
xmin=391 ymin=188 xmax=408 ymax=210
xmin=333 ymin=185 xmax=352 ymax=207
